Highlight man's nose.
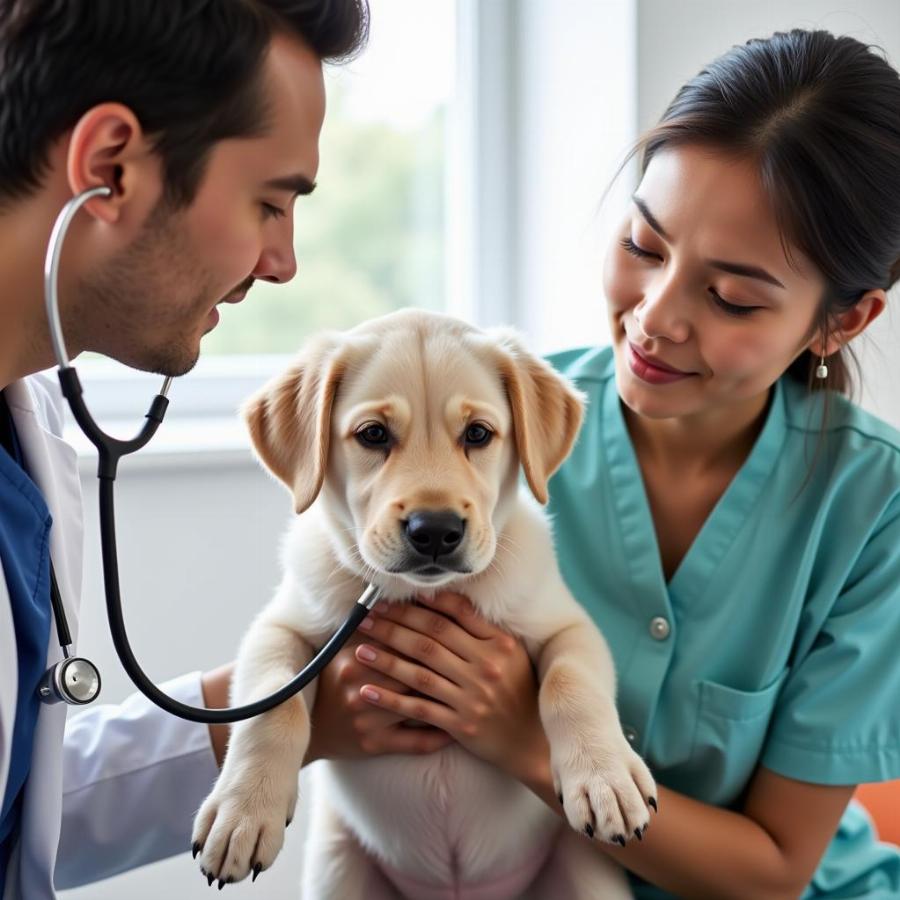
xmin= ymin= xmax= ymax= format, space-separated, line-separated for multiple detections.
xmin=253 ymin=224 xmax=298 ymax=284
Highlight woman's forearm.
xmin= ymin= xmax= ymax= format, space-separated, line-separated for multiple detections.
xmin=515 ymin=744 xmax=803 ymax=900
xmin=201 ymin=663 xmax=233 ymax=768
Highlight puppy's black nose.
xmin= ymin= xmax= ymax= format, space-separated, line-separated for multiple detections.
xmin=404 ymin=511 xmax=466 ymax=559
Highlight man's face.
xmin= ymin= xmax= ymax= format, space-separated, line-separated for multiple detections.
xmin=75 ymin=33 xmax=325 ymax=376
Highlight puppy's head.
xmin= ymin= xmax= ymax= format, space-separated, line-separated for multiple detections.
xmin=242 ymin=310 xmax=584 ymax=589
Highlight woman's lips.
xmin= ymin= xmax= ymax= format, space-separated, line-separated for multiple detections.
xmin=626 ymin=342 xmax=695 ymax=385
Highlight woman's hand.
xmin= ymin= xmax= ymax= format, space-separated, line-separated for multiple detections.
xmin=353 ymin=591 xmax=550 ymax=781
xmin=303 ymin=631 xmax=454 ymax=764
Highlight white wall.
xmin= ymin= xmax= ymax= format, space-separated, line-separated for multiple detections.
xmin=514 ymin=0 xmax=637 ymax=355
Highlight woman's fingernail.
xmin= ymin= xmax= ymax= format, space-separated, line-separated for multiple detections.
xmin=361 ymin=687 xmax=381 ymax=702
xmin=357 ymin=646 xmax=377 ymax=662
xmin=358 ymin=617 xmax=374 ymax=630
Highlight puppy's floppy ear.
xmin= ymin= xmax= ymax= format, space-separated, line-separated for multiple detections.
xmin=241 ymin=333 xmax=345 ymax=514
xmin=489 ymin=330 xmax=586 ymax=504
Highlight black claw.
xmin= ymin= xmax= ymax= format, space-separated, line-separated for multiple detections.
xmin=557 ymin=792 xmax=564 ymax=805
xmin=286 ymin=817 xmax=293 ymax=828
xmin=207 ymin=872 xmax=215 ymax=887
xmin=634 ymin=828 xmax=643 ymax=841
xmin=584 ymin=823 xmax=594 ymax=838
xmin=252 ymin=863 xmax=262 ymax=883
xmin=649 ymin=796 xmax=658 ymax=812
xmin=192 ymin=842 xmax=201 ymax=859
xmin=615 ymin=834 xmax=626 ymax=847
xmin=218 ymin=879 xmax=226 ymax=891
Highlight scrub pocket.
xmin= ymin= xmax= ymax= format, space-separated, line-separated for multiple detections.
xmin=690 ymin=668 xmax=790 ymax=806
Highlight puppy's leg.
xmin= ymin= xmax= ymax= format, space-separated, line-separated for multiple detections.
xmin=537 ymin=611 xmax=657 ymax=847
xmin=302 ymin=790 xmax=399 ymax=900
xmin=528 ymin=827 xmax=633 ymax=900
xmin=192 ymin=610 xmax=317 ymax=886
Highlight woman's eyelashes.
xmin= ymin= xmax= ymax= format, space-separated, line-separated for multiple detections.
xmin=620 ymin=235 xmax=763 ymax=318
xmin=620 ymin=235 xmax=660 ymax=261
xmin=708 ymin=288 xmax=759 ymax=317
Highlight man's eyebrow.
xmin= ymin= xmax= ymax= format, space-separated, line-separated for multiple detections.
xmin=264 ymin=174 xmax=316 ymax=196
xmin=632 ymin=193 xmax=785 ymax=289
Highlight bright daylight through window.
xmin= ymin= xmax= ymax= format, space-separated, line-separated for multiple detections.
xmin=58 ymin=0 xmax=459 ymax=454
xmin=203 ymin=0 xmax=458 ymax=354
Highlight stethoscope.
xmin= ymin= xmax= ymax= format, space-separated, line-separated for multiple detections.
xmin=38 ymin=185 xmax=382 ymax=720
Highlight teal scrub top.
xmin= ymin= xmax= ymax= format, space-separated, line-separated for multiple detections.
xmin=546 ymin=346 xmax=900 ymax=899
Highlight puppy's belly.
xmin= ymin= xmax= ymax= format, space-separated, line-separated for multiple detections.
xmin=319 ymin=744 xmax=561 ymax=885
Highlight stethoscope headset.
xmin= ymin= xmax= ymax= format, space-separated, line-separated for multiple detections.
xmin=35 ymin=185 xmax=382 ymax=720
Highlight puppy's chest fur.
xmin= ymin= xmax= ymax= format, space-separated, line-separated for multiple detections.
xmin=319 ymin=742 xmax=560 ymax=883
xmin=280 ymin=496 xmax=574 ymax=882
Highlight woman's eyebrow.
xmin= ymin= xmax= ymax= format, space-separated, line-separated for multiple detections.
xmin=632 ymin=193 xmax=786 ymax=289
xmin=633 ymin=194 xmax=671 ymax=239
xmin=707 ymin=258 xmax=785 ymax=289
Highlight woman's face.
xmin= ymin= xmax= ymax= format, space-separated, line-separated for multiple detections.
xmin=603 ymin=144 xmax=827 ymax=421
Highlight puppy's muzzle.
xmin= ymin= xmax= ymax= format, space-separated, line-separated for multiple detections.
xmin=404 ymin=510 xmax=465 ymax=558
xmin=396 ymin=510 xmax=470 ymax=576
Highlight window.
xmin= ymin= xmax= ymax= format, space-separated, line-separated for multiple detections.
xmin=57 ymin=1 xmax=640 ymax=459
xmin=204 ymin=0 xmax=458 ymax=354
xmin=61 ymin=0 xmax=462 ymax=458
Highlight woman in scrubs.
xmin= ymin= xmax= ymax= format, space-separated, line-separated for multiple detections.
xmin=306 ymin=29 xmax=900 ymax=898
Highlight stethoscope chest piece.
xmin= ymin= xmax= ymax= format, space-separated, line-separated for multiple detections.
xmin=39 ymin=656 xmax=101 ymax=705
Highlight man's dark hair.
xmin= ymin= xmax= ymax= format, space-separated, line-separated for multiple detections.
xmin=0 ymin=0 xmax=369 ymax=207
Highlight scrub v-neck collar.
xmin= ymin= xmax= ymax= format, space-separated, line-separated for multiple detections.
xmin=601 ymin=375 xmax=788 ymax=606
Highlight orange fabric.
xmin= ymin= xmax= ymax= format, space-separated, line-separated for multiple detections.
xmin=855 ymin=782 xmax=900 ymax=846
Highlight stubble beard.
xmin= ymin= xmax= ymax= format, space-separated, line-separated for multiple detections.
xmin=69 ymin=200 xmax=216 ymax=377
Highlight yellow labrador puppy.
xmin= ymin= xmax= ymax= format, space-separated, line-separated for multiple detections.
xmin=192 ymin=309 xmax=655 ymax=898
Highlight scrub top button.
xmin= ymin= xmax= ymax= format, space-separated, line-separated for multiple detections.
xmin=650 ymin=616 xmax=671 ymax=640
xmin=624 ymin=726 xmax=638 ymax=745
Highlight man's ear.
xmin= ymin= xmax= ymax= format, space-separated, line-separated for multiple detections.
xmin=486 ymin=329 xmax=586 ymax=504
xmin=242 ymin=333 xmax=346 ymax=514
xmin=65 ymin=102 xmax=160 ymax=224
xmin=808 ymin=290 xmax=887 ymax=356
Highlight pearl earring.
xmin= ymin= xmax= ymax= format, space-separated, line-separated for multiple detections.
xmin=816 ymin=353 xmax=828 ymax=380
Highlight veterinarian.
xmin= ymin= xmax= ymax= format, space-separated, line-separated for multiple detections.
xmin=317 ymin=30 xmax=900 ymax=898
xmin=0 ymin=2 xmax=368 ymax=897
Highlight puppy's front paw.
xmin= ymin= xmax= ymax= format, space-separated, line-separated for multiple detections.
xmin=191 ymin=756 xmax=299 ymax=887
xmin=553 ymin=732 xmax=656 ymax=845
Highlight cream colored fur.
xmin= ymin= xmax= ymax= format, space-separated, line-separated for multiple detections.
xmin=192 ymin=309 xmax=655 ymax=898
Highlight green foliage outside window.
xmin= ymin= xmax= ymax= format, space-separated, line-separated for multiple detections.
xmin=203 ymin=88 xmax=447 ymax=355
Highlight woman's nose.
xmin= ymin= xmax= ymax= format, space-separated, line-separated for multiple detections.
xmin=633 ymin=276 xmax=691 ymax=343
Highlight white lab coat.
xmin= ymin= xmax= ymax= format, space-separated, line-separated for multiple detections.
xmin=0 ymin=375 xmax=219 ymax=899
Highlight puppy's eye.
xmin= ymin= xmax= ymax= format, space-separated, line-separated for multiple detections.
xmin=356 ymin=423 xmax=390 ymax=448
xmin=464 ymin=423 xmax=492 ymax=447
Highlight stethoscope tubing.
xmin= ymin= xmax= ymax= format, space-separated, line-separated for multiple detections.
xmin=44 ymin=186 xmax=381 ymax=721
